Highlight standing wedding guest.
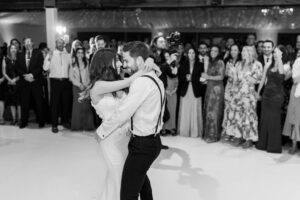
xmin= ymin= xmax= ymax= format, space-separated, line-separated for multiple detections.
xmin=246 ymin=34 xmax=256 ymax=47
xmin=257 ymin=40 xmax=275 ymax=122
xmin=69 ymin=47 xmax=94 ymax=131
xmin=2 ymin=44 xmax=21 ymax=125
xmin=16 ymin=37 xmax=44 ymax=128
xmin=256 ymin=40 xmax=264 ymax=57
xmin=221 ymin=44 xmax=242 ymax=142
xmin=43 ymin=38 xmax=72 ymax=133
xmin=282 ymin=56 xmax=300 ymax=154
xmin=230 ymin=46 xmax=263 ymax=148
xmin=1 ymin=42 xmax=8 ymax=57
xmin=178 ymin=47 xmax=205 ymax=137
xmin=198 ymin=42 xmax=209 ymax=64
xmin=197 ymin=42 xmax=209 ymax=120
xmin=70 ymin=40 xmax=82 ymax=61
xmin=0 ymin=51 xmax=5 ymax=124
xmin=162 ymin=50 xmax=179 ymax=135
xmin=258 ymin=40 xmax=275 ymax=69
xmin=39 ymin=43 xmax=51 ymax=124
xmin=88 ymin=37 xmax=96 ymax=63
xmin=95 ymin=35 xmax=107 ymax=50
xmin=202 ymin=46 xmax=225 ymax=143
xmin=223 ymin=37 xmax=235 ymax=60
xmin=256 ymin=46 xmax=289 ymax=153
xmin=82 ymin=40 xmax=90 ymax=54
xmin=175 ymin=43 xmax=187 ymax=129
xmin=10 ymin=38 xmax=22 ymax=53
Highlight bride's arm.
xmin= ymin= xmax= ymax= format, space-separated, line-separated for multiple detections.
xmin=90 ymin=57 xmax=159 ymax=97
xmin=90 ymin=70 xmax=144 ymax=97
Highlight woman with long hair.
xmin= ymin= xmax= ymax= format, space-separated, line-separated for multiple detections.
xmin=178 ymin=47 xmax=204 ymax=137
xmin=70 ymin=39 xmax=82 ymax=61
xmin=221 ymin=44 xmax=242 ymax=142
xmin=69 ymin=47 xmax=94 ymax=131
xmin=230 ymin=46 xmax=263 ymax=148
xmin=203 ymin=45 xmax=225 ymax=143
xmin=80 ymin=48 xmax=157 ymax=200
xmin=256 ymin=46 xmax=289 ymax=153
xmin=2 ymin=44 xmax=21 ymax=125
xmin=282 ymin=49 xmax=300 ymax=154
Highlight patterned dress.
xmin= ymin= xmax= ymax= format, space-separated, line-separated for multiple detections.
xmin=226 ymin=61 xmax=263 ymax=141
xmin=203 ymin=60 xmax=225 ymax=141
xmin=222 ymin=61 xmax=241 ymax=136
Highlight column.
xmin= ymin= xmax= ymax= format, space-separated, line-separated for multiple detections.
xmin=45 ymin=8 xmax=58 ymax=50
xmin=256 ymin=28 xmax=279 ymax=45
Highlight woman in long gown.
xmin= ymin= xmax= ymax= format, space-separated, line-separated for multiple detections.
xmin=178 ymin=47 xmax=204 ymax=138
xmin=69 ymin=47 xmax=95 ymax=131
xmin=80 ymin=49 xmax=157 ymax=200
xmin=256 ymin=47 xmax=288 ymax=153
xmin=230 ymin=46 xmax=263 ymax=148
xmin=203 ymin=46 xmax=225 ymax=143
xmin=283 ymin=56 xmax=300 ymax=154
xmin=221 ymin=44 xmax=242 ymax=142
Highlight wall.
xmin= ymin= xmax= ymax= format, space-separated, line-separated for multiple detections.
xmin=0 ymin=24 xmax=46 ymax=47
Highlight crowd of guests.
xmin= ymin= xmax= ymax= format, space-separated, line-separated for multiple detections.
xmin=0 ymin=33 xmax=300 ymax=155
xmin=151 ymin=33 xmax=300 ymax=155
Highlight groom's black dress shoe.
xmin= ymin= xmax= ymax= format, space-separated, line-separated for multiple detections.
xmin=161 ymin=144 xmax=169 ymax=150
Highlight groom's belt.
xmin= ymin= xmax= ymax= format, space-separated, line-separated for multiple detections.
xmin=131 ymin=133 xmax=159 ymax=138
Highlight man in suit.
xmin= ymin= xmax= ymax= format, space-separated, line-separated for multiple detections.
xmin=257 ymin=40 xmax=275 ymax=121
xmin=198 ymin=42 xmax=209 ymax=64
xmin=257 ymin=40 xmax=275 ymax=69
xmin=17 ymin=37 xmax=44 ymax=128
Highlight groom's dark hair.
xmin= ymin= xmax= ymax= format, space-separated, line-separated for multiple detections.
xmin=123 ymin=41 xmax=149 ymax=60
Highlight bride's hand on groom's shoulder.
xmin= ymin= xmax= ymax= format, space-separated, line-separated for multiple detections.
xmin=128 ymin=70 xmax=145 ymax=83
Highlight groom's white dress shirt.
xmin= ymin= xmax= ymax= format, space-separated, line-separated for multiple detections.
xmin=97 ymin=71 xmax=165 ymax=139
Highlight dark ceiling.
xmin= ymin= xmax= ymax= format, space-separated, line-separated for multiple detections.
xmin=0 ymin=0 xmax=300 ymax=11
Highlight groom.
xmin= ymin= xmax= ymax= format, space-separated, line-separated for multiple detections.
xmin=98 ymin=41 xmax=165 ymax=200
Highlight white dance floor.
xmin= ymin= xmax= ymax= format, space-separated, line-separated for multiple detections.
xmin=1 ymin=124 xmax=300 ymax=200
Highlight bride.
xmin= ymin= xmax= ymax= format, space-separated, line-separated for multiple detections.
xmin=81 ymin=48 xmax=158 ymax=200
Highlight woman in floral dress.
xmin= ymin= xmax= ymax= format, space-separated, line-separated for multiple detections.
xmin=203 ymin=45 xmax=225 ymax=143
xmin=221 ymin=44 xmax=242 ymax=142
xmin=229 ymin=46 xmax=263 ymax=148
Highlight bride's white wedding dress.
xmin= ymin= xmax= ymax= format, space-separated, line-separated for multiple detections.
xmin=92 ymin=93 xmax=130 ymax=200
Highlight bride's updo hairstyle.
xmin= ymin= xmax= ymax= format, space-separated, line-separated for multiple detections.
xmin=80 ymin=48 xmax=120 ymax=100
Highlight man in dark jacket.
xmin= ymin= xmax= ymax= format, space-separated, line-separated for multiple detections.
xmin=17 ymin=37 xmax=44 ymax=128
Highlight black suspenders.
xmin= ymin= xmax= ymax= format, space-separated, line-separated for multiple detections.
xmin=130 ymin=75 xmax=166 ymax=134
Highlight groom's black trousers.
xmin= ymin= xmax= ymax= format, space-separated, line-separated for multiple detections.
xmin=121 ymin=134 xmax=162 ymax=200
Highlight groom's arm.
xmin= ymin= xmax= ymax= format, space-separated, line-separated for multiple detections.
xmin=97 ymin=78 xmax=151 ymax=139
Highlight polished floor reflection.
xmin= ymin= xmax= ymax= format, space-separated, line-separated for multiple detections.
xmin=1 ymin=124 xmax=300 ymax=200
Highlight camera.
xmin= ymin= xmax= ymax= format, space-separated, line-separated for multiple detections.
xmin=166 ymin=31 xmax=181 ymax=49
